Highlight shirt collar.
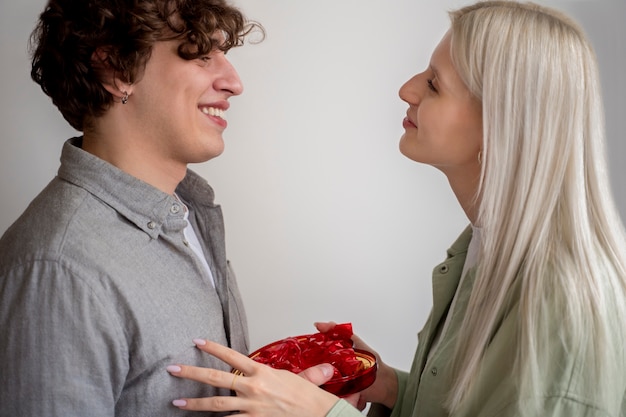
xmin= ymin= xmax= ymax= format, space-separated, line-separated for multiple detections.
xmin=446 ymin=224 xmax=474 ymax=258
xmin=57 ymin=137 xmax=218 ymax=239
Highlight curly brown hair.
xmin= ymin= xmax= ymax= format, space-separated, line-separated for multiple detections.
xmin=30 ymin=0 xmax=262 ymax=131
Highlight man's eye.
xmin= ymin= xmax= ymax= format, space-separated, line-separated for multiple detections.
xmin=196 ymin=56 xmax=212 ymax=66
xmin=427 ymin=79 xmax=438 ymax=93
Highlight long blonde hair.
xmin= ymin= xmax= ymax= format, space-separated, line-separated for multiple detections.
xmin=446 ymin=1 xmax=626 ymax=413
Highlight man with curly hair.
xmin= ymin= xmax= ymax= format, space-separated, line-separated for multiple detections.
xmin=0 ymin=0 xmax=262 ymax=415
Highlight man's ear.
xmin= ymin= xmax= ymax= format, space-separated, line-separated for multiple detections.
xmin=91 ymin=47 xmax=133 ymax=101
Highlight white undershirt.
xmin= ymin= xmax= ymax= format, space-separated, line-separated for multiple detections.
xmin=176 ymin=195 xmax=216 ymax=288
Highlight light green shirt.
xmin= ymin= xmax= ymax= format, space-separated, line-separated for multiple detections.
xmin=327 ymin=226 xmax=626 ymax=417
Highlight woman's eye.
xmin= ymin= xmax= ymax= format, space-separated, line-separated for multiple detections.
xmin=427 ymin=79 xmax=438 ymax=93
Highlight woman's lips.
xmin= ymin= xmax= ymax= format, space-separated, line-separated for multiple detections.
xmin=402 ymin=116 xmax=417 ymax=129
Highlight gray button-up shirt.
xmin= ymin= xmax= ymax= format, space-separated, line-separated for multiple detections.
xmin=0 ymin=137 xmax=249 ymax=416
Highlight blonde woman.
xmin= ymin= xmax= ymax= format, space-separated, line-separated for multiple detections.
xmin=166 ymin=2 xmax=626 ymax=416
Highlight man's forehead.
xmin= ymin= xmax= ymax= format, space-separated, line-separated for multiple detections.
xmin=209 ymin=30 xmax=227 ymax=43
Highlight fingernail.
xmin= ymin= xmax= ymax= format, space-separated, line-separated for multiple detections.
xmin=321 ymin=364 xmax=335 ymax=378
xmin=193 ymin=338 xmax=207 ymax=346
xmin=172 ymin=399 xmax=187 ymax=407
xmin=166 ymin=365 xmax=182 ymax=373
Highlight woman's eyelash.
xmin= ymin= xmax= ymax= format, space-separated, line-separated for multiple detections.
xmin=427 ymin=79 xmax=437 ymax=92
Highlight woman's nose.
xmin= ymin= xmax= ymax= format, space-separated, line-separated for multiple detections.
xmin=398 ymin=73 xmax=422 ymax=104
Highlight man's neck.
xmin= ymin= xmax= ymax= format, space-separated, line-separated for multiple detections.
xmin=81 ymin=122 xmax=186 ymax=195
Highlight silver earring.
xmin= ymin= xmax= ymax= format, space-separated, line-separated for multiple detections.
xmin=121 ymin=91 xmax=129 ymax=104
xmin=478 ymin=150 xmax=482 ymax=164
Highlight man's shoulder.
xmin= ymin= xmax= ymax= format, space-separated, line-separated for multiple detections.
xmin=0 ymin=178 xmax=118 ymax=272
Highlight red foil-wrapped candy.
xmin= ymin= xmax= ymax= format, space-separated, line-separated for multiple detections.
xmin=236 ymin=323 xmax=377 ymax=397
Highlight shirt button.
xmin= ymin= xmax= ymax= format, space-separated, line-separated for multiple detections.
xmin=183 ymin=239 xmax=189 ymax=247
xmin=439 ymin=264 xmax=449 ymax=274
xmin=431 ymin=367 xmax=438 ymax=376
xmin=170 ymin=204 xmax=181 ymax=214
xmin=147 ymin=221 xmax=156 ymax=230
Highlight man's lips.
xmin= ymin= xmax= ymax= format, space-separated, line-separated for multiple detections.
xmin=200 ymin=106 xmax=226 ymax=120
xmin=199 ymin=100 xmax=230 ymax=120
xmin=199 ymin=105 xmax=228 ymax=128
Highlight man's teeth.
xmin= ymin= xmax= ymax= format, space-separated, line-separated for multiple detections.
xmin=201 ymin=107 xmax=226 ymax=120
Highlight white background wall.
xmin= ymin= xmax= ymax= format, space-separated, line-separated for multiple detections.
xmin=1 ymin=0 xmax=624 ymax=372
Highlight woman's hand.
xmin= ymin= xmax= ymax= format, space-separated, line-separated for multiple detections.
xmin=315 ymin=322 xmax=399 ymax=410
xmin=167 ymin=339 xmax=340 ymax=417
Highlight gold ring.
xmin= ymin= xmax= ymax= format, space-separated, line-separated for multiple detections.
xmin=230 ymin=373 xmax=239 ymax=391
